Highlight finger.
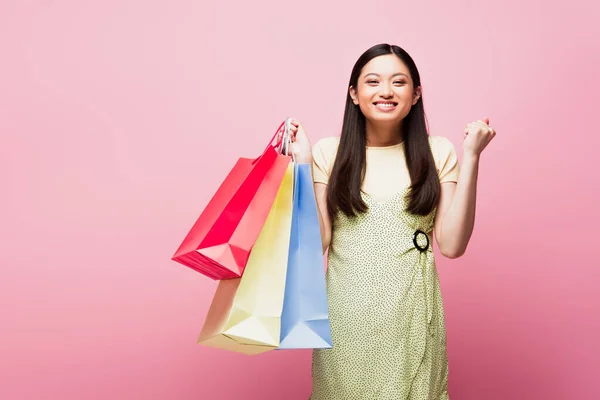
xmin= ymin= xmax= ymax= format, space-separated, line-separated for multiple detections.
xmin=483 ymin=117 xmax=490 ymax=125
xmin=286 ymin=120 xmax=297 ymax=134
xmin=473 ymin=121 xmax=488 ymax=130
xmin=478 ymin=123 xmax=492 ymax=132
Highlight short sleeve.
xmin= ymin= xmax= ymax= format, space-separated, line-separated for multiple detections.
xmin=311 ymin=137 xmax=339 ymax=185
xmin=432 ymin=136 xmax=460 ymax=183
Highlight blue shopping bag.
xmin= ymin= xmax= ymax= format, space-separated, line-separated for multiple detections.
xmin=278 ymin=163 xmax=333 ymax=349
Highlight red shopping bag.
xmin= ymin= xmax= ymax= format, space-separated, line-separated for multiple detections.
xmin=172 ymin=121 xmax=292 ymax=280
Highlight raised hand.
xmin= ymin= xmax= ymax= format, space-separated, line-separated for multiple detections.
xmin=463 ymin=117 xmax=496 ymax=157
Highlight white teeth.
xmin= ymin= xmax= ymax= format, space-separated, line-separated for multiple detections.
xmin=375 ymin=103 xmax=396 ymax=108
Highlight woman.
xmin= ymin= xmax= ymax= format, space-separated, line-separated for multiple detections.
xmin=286 ymin=43 xmax=496 ymax=399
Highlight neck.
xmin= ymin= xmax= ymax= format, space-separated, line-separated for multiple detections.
xmin=365 ymin=120 xmax=403 ymax=147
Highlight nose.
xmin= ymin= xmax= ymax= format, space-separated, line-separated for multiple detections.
xmin=379 ymin=83 xmax=393 ymax=98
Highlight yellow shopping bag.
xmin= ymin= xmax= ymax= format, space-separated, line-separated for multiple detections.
xmin=197 ymin=161 xmax=294 ymax=355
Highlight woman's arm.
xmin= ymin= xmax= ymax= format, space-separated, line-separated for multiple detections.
xmin=286 ymin=120 xmax=332 ymax=253
xmin=434 ymin=118 xmax=496 ymax=259
xmin=433 ymin=155 xmax=479 ymax=258
xmin=313 ymin=181 xmax=332 ymax=253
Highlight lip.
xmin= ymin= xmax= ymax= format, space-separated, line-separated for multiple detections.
xmin=373 ymin=101 xmax=398 ymax=112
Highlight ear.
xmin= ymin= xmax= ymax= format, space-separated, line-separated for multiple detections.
xmin=412 ymin=86 xmax=422 ymax=105
xmin=349 ymin=86 xmax=359 ymax=105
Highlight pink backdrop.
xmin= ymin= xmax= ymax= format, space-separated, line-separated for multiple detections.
xmin=2 ymin=0 xmax=599 ymax=399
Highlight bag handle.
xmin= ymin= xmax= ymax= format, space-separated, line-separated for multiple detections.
xmin=255 ymin=118 xmax=295 ymax=162
xmin=281 ymin=118 xmax=296 ymax=162
xmin=263 ymin=119 xmax=287 ymax=155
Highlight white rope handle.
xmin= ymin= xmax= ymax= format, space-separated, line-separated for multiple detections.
xmin=282 ymin=117 xmax=296 ymax=163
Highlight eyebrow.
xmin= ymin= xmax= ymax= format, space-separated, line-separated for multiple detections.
xmin=364 ymin=73 xmax=408 ymax=78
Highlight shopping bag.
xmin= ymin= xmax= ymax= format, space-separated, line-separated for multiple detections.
xmin=197 ymin=162 xmax=294 ymax=354
xmin=278 ymin=163 xmax=333 ymax=349
xmin=172 ymin=121 xmax=290 ymax=280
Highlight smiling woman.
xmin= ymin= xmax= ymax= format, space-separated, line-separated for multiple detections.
xmin=282 ymin=43 xmax=496 ymax=399
xmin=329 ymin=47 xmax=439 ymax=219
xmin=351 ymin=60 xmax=420 ymax=137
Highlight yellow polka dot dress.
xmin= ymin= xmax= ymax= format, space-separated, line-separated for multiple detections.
xmin=310 ymin=137 xmax=459 ymax=400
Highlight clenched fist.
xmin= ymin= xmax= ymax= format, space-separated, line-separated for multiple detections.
xmin=279 ymin=119 xmax=313 ymax=164
xmin=463 ymin=117 xmax=496 ymax=157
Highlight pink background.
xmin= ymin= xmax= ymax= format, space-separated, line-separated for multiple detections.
xmin=2 ymin=0 xmax=599 ymax=399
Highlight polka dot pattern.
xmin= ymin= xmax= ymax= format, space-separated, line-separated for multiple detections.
xmin=310 ymin=187 xmax=449 ymax=400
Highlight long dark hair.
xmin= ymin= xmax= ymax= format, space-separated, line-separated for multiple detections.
xmin=327 ymin=43 xmax=440 ymax=220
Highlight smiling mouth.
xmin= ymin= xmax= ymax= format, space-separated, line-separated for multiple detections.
xmin=373 ymin=102 xmax=398 ymax=110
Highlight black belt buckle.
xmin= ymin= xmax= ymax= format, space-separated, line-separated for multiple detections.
xmin=413 ymin=229 xmax=429 ymax=252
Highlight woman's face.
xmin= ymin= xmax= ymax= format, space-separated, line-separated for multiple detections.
xmin=350 ymin=54 xmax=421 ymax=126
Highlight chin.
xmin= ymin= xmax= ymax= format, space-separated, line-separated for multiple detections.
xmin=367 ymin=113 xmax=403 ymax=124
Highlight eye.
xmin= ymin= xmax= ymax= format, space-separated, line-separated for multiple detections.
xmin=367 ymin=80 xmax=379 ymax=84
xmin=394 ymin=81 xmax=406 ymax=85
